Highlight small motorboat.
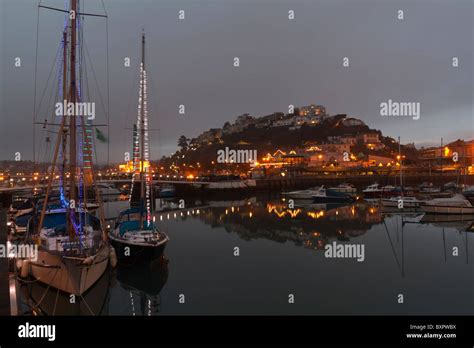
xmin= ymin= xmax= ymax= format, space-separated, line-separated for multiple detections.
xmin=380 ymin=185 xmax=400 ymax=197
xmin=8 ymin=212 xmax=34 ymax=236
xmin=462 ymin=185 xmax=474 ymax=201
xmin=441 ymin=181 xmax=461 ymax=193
xmin=158 ymin=184 xmax=176 ymax=198
xmin=96 ymin=183 xmax=121 ymax=196
xmin=328 ymin=183 xmax=357 ymax=196
xmin=8 ymin=198 xmax=34 ymax=218
xmin=312 ymin=186 xmax=354 ymax=203
xmin=282 ymin=187 xmax=323 ymax=200
xmin=421 ymin=194 xmax=474 ymax=215
xmin=363 ymin=183 xmax=399 ymax=197
xmin=381 ymin=196 xmax=422 ymax=208
xmin=419 ymin=182 xmax=441 ymax=194
xmin=362 ymin=183 xmax=382 ymax=198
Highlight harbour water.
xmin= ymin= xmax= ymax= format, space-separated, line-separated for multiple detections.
xmin=16 ymin=195 xmax=474 ymax=316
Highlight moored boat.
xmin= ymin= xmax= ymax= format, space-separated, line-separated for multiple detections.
xmin=8 ymin=198 xmax=34 ymax=218
xmin=158 ymin=184 xmax=176 ymax=198
xmin=108 ymin=32 xmax=168 ymax=265
xmin=363 ymin=183 xmax=381 ymax=198
xmin=419 ymin=182 xmax=441 ymax=194
xmin=462 ymin=185 xmax=474 ymax=202
xmin=420 ymin=194 xmax=474 ymax=215
xmin=381 ymin=196 xmax=422 ymax=208
xmin=328 ymin=183 xmax=357 ymax=196
xmin=312 ymin=186 xmax=354 ymax=203
xmin=109 ymin=208 xmax=169 ymax=264
xmin=282 ymin=187 xmax=323 ymax=200
xmin=18 ymin=0 xmax=111 ymax=296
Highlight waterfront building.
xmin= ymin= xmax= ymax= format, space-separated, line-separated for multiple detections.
xmin=357 ymin=132 xmax=381 ymax=144
xmin=320 ymin=143 xmax=351 ymax=154
xmin=419 ymin=139 xmax=474 ymax=171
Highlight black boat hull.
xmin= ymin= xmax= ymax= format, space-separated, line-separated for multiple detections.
xmin=110 ymin=239 xmax=167 ymax=266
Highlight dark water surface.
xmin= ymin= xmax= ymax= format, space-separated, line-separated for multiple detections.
xmin=19 ymin=196 xmax=474 ymax=315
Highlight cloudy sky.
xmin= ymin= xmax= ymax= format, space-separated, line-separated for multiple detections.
xmin=1 ymin=0 xmax=472 ymax=164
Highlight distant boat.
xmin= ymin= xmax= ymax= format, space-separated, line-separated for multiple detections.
xmin=96 ymin=183 xmax=121 ymax=196
xmin=328 ymin=183 xmax=357 ymax=196
xmin=363 ymin=183 xmax=401 ymax=198
xmin=9 ymin=212 xmax=33 ymax=236
xmin=282 ymin=187 xmax=323 ymax=200
xmin=362 ymin=183 xmax=381 ymax=197
xmin=312 ymin=186 xmax=353 ymax=203
xmin=419 ymin=182 xmax=441 ymax=193
xmin=381 ymin=196 xmax=422 ymax=208
xmin=158 ymin=184 xmax=175 ymax=198
xmin=462 ymin=185 xmax=474 ymax=201
xmin=441 ymin=181 xmax=461 ymax=193
xmin=8 ymin=198 xmax=34 ymax=217
xmin=421 ymin=194 xmax=474 ymax=215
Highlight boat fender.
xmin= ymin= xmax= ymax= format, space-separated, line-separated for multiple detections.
xmin=109 ymin=247 xmax=117 ymax=268
xmin=20 ymin=259 xmax=30 ymax=278
xmin=16 ymin=259 xmax=23 ymax=271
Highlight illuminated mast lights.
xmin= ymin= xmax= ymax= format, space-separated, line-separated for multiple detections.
xmin=135 ymin=33 xmax=152 ymax=227
xmin=142 ymin=67 xmax=151 ymax=225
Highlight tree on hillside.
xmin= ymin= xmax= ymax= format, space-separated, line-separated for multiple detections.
xmin=178 ymin=135 xmax=189 ymax=151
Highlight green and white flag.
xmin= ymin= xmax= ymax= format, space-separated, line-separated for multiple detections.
xmin=95 ymin=128 xmax=107 ymax=143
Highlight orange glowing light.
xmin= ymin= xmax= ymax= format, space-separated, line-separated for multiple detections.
xmin=444 ymin=147 xmax=450 ymax=157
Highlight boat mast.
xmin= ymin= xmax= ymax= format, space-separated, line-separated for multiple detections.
xmin=139 ymin=31 xmax=146 ymax=229
xmin=68 ymin=0 xmax=77 ymax=236
xmin=61 ymin=30 xmax=68 ymax=199
xmin=398 ymin=136 xmax=402 ymax=192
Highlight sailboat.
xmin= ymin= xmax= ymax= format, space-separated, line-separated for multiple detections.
xmin=108 ymin=32 xmax=169 ymax=264
xmin=19 ymin=0 xmax=111 ymax=296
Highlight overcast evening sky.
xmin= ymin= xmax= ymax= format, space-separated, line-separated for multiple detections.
xmin=1 ymin=0 xmax=473 ymax=164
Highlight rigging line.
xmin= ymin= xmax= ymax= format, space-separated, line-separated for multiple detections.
xmin=122 ymin=60 xmax=139 ymax=159
xmin=33 ymin=3 xmax=41 ymax=166
xmin=82 ymin=39 xmax=108 ymax=133
xmin=34 ymin=42 xmax=63 ymax=129
xmin=147 ymin=71 xmax=161 ymax=160
xmin=80 ymin=292 xmax=95 ymax=315
xmin=36 ymin=59 xmax=60 ymax=165
xmin=39 ymin=56 xmax=62 ymax=164
xmin=101 ymin=0 xmax=110 ymax=166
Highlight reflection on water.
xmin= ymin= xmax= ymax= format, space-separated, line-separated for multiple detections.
xmin=17 ymin=195 xmax=474 ymax=315
xmin=194 ymin=200 xmax=382 ymax=250
xmin=114 ymin=256 xmax=169 ymax=316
